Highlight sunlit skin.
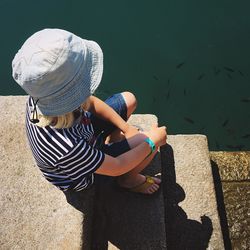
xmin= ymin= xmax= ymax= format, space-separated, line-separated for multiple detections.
xmin=89 ymin=91 xmax=167 ymax=194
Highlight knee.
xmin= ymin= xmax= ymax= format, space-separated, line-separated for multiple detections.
xmin=122 ymin=91 xmax=137 ymax=113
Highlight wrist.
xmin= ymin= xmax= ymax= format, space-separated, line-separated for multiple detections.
xmin=144 ymin=137 xmax=156 ymax=156
xmin=121 ymin=123 xmax=130 ymax=133
xmin=146 ymin=134 xmax=158 ymax=148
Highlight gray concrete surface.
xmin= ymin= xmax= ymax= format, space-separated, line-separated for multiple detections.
xmin=93 ymin=115 xmax=167 ymax=250
xmin=0 ymin=96 xmax=93 ymax=250
xmin=161 ymin=135 xmax=225 ymax=250
xmin=1 ymin=96 xmax=227 ymax=250
xmin=0 ymin=96 xmax=167 ymax=250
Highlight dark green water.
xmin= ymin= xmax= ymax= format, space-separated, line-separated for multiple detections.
xmin=1 ymin=0 xmax=250 ymax=150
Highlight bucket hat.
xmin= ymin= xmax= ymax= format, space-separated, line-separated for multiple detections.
xmin=12 ymin=28 xmax=103 ymax=116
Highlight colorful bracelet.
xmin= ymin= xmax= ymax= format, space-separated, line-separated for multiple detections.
xmin=144 ymin=138 xmax=156 ymax=156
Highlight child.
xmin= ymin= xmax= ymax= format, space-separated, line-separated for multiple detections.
xmin=12 ymin=28 xmax=167 ymax=195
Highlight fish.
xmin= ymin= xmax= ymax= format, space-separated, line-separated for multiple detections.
xmin=165 ymin=79 xmax=171 ymax=88
xmin=153 ymin=75 xmax=159 ymax=80
xmin=242 ymin=134 xmax=250 ymax=138
xmin=226 ymin=144 xmax=245 ymax=151
xmin=199 ymin=127 xmax=206 ymax=133
xmin=215 ymin=70 xmax=221 ymax=75
xmin=224 ymin=66 xmax=235 ymax=72
xmin=184 ymin=117 xmax=194 ymax=124
xmin=215 ymin=140 xmax=220 ymax=149
xmin=227 ymin=73 xmax=233 ymax=79
xmin=226 ymin=128 xmax=236 ymax=136
xmin=238 ymin=70 xmax=244 ymax=76
xmin=222 ymin=119 xmax=229 ymax=127
xmin=237 ymin=145 xmax=245 ymax=151
xmin=197 ymin=73 xmax=205 ymax=80
xmin=213 ymin=67 xmax=221 ymax=75
xmin=240 ymin=98 xmax=250 ymax=103
xmin=165 ymin=90 xmax=171 ymax=100
xmin=176 ymin=62 xmax=185 ymax=69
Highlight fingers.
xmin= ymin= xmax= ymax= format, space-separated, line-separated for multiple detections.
xmin=151 ymin=123 xmax=158 ymax=128
xmin=151 ymin=124 xmax=167 ymax=130
xmin=161 ymin=125 xmax=167 ymax=131
xmin=148 ymin=124 xmax=168 ymax=146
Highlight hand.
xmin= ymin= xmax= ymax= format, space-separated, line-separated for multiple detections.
xmin=144 ymin=124 xmax=167 ymax=147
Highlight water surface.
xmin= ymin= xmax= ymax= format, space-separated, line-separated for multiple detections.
xmin=1 ymin=0 xmax=249 ymax=150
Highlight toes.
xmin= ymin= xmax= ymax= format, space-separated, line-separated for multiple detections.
xmin=147 ymin=183 xmax=159 ymax=194
xmin=152 ymin=183 xmax=160 ymax=192
xmin=152 ymin=177 xmax=161 ymax=185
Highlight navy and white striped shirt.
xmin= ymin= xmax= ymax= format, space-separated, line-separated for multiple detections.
xmin=25 ymin=97 xmax=105 ymax=192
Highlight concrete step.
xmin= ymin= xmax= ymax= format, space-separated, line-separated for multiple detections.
xmin=161 ymin=135 xmax=225 ymax=249
xmin=0 ymin=96 xmax=92 ymax=250
xmin=1 ymin=96 xmax=225 ymax=249
xmin=92 ymin=114 xmax=167 ymax=250
xmin=0 ymin=96 xmax=167 ymax=250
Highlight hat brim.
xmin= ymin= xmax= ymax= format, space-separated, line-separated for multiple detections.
xmin=36 ymin=39 xmax=103 ymax=116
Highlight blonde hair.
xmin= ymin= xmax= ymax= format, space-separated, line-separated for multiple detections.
xmin=36 ymin=97 xmax=91 ymax=129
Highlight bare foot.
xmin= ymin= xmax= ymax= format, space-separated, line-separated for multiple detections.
xmin=117 ymin=174 xmax=161 ymax=194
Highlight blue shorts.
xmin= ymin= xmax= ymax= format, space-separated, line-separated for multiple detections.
xmin=90 ymin=93 xmax=131 ymax=157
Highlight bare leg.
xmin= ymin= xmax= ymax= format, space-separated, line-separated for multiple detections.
xmin=106 ymin=91 xmax=160 ymax=194
xmin=117 ymin=134 xmax=161 ymax=194
xmin=108 ymin=130 xmax=161 ymax=194
xmin=106 ymin=91 xmax=137 ymax=144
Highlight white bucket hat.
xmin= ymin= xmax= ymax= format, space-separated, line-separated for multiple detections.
xmin=12 ymin=28 xmax=103 ymax=116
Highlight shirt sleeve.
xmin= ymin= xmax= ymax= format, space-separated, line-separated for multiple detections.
xmin=55 ymin=139 xmax=105 ymax=181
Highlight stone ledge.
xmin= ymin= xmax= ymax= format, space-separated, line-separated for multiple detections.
xmin=161 ymin=135 xmax=225 ymax=249
xmin=0 ymin=96 xmax=91 ymax=250
xmin=94 ymin=114 xmax=167 ymax=250
xmin=222 ymin=182 xmax=250 ymax=249
xmin=210 ymin=151 xmax=250 ymax=250
xmin=1 ymin=96 xmax=226 ymax=250
xmin=0 ymin=96 xmax=166 ymax=250
xmin=210 ymin=151 xmax=250 ymax=181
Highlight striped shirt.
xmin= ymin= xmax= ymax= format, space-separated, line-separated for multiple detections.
xmin=25 ymin=97 xmax=105 ymax=192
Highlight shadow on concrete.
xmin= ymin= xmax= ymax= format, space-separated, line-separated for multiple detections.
xmin=91 ymin=152 xmax=167 ymax=250
xmin=64 ymin=187 xmax=95 ymax=250
xmin=210 ymin=160 xmax=232 ymax=250
xmin=160 ymin=144 xmax=213 ymax=250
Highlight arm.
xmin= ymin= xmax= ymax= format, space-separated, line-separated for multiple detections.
xmin=95 ymin=138 xmax=152 ymax=176
xmin=95 ymin=125 xmax=167 ymax=176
